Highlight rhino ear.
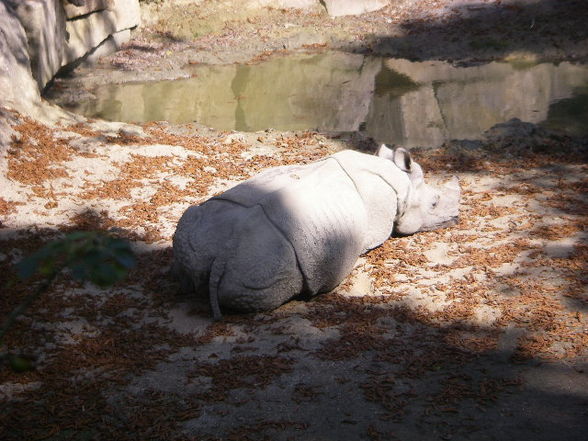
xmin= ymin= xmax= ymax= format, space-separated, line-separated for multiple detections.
xmin=376 ymin=144 xmax=394 ymax=161
xmin=377 ymin=145 xmax=413 ymax=173
xmin=392 ymin=147 xmax=412 ymax=173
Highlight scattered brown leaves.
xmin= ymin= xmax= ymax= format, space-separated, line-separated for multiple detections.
xmin=7 ymin=117 xmax=75 ymax=194
xmin=0 ymin=197 xmax=21 ymax=216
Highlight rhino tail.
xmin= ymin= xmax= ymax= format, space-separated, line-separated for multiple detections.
xmin=209 ymin=258 xmax=225 ymax=321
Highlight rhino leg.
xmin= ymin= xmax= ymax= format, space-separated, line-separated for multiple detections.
xmin=208 ymin=257 xmax=225 ymax=321
xmin=169 ymin=259 xmax=197 ymax=296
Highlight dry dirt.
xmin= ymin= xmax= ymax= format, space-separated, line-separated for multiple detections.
xmin=1 ymin=1 xmax=587 ymax=440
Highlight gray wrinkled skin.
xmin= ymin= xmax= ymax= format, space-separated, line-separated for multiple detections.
xmin=172 ymin=145 xmax=460 ymax=319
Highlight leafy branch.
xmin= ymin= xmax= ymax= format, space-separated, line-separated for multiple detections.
xmin=0 ymin=231 xmax=136 ymax=371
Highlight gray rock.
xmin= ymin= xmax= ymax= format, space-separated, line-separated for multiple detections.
xmin=484 ymin=118 xmax=538 ymax=139
xmin=4 ymin=0 xmax=67 ymax=91
xmin=63 ymin=0 xmax=110 ymax=19
xmin=322 ymin=0 xmax=389 ymax=17
xmin=64 ymin=0 xmax=141 ymax=64
xmin=0 ymin=1 xmax=41 ymax=112
xmin=1 ymin=0 xmax=140 ymax=94
xmin=81 ymin=28 xmax=131 ymax=66
xmin=65 ymin=0 xmax=87 ymax=6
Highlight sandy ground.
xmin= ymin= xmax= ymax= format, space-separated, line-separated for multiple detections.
xmin=1 ymin=0 xmax=588 ymax=440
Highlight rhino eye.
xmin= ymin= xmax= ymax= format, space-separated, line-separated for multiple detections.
xmin=431 ymin=195 xmax=440 ymax=209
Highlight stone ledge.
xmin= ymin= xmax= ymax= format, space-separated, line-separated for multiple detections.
xmin=82 ymin=28 xmax=132 ymax=66
xmin=64 ymin=0 xmax=141 ymax=64
xmin=63 ymin=0 xmax=111 ymax=19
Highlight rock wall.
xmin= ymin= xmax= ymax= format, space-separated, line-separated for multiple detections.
xmin=63 ymin=0 xmax=140 ymax=66
xmin=365 ymin=59 xmax=588 ymax=147
xmin=0 ymin=1 xmax=43 ymax=113
xmin=0 ymin=0 xmax=140 ymax=113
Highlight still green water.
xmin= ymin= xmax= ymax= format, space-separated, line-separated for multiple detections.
xmin=62 ymin=52 xmax=588 ymax=147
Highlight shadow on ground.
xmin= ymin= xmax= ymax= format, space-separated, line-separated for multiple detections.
xmin=1 ymin=119 xmax=587 ymax=440
xmin=349 ymin=0 xmax=588 ymax=63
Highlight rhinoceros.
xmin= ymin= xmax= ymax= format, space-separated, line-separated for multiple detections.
xmin=172 ymin=145 xmax=460 ymax=319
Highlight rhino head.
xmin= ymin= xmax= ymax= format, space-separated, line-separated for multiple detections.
xmin=376 ymin=145 xmax=461 ymax=236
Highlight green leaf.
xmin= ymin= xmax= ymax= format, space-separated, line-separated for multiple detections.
xmin=16 ymin=256 xmax=42 ymax=279
xmin=8 ymin=355 xmax=34 ymax=373
xmin=113 ymin=251 xmax=136 ymax=269
xmin=15 ymin=231 xmax=136 ymax=287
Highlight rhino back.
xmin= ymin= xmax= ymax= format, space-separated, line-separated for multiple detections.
xmin=174 ymin=151 xmax=405 ymax=308
xmin=331 ymin=150 xmax=408 ymax=250
xmin=215 ymin=162 xmax=324 ymax=207
xmin=257 ymin=159 xmax=368 ymax=294
xmin=215 ymin=155 xmax=402 ymax=294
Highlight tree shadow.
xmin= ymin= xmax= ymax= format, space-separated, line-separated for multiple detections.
xmin=1 ymin=147 xmax=587 ymax=440
xmin=289 ymin=293 xmax=588 ymax=441
xmin=348 ymin=0 xmax=588 ymax=63
xmin=165 ymin=136 xmax=585 ymax=440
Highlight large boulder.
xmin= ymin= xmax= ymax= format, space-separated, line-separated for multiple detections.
xmin=0 ymin=1 xmax=41 ymax=112
xmin=64 ymin=0 xmax=141 ymax=64
xmin=2 ymin=0 xmax=140 ymax=93
xmin=63 ymin=0 xmax=111 ymax=19
xmin=3 ymin=0 xmax=67 ymax=91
